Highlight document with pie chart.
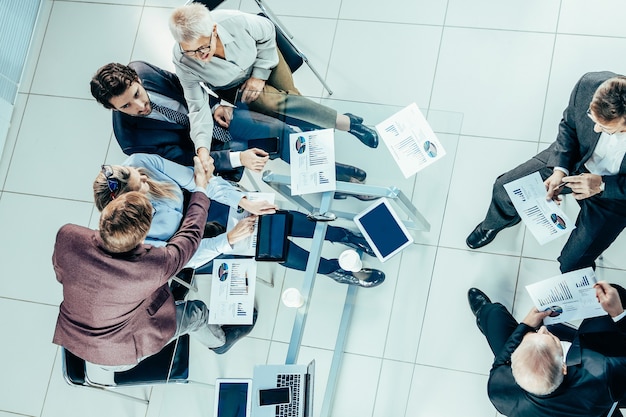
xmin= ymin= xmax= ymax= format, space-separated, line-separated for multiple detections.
xmin=503 ymin=171 xmax=575 ymax=245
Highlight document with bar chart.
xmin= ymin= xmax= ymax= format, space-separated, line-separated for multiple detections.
xmin=525 ymin=267 xmax=606 ymax=325
xmin=503 ymin=171 xmax=575 ymax=245
xmin=375 ymin=102 xmax=446 ymax=178
xmin=289 ymin=128 xmax=336 ymax=195
xmin=227 ymin=192 xmax=275 ymax=256
xmin=208 ymin=258 xmax=256 ymax=325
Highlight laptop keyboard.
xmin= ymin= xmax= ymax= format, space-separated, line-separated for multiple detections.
xmin=276 ymin=373 xmax=301 ymax=417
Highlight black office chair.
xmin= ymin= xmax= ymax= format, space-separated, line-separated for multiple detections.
xmin=61 ymin=334 xmax=191 ymax=404
xmin=189 ymin=0 xmax=333 ymax=94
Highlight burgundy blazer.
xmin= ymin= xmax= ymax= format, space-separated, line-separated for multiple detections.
xmin=52 ymin=191 xmax=209 ymax=366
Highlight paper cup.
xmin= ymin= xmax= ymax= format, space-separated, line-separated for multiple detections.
xmin=338 ymin=249 xmax=363 ymax=272
xmin=282 ymin=288 xmax=305 ymax=308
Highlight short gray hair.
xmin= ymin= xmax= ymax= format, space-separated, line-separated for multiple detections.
xmin=511 ymin=334 xmax=565 ymax=395
xmin=169 ymin=3 xmax=214 ymax=43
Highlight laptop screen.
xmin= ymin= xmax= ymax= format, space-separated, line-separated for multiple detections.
xmin=215 ymin=379 xmax=252 ymax=417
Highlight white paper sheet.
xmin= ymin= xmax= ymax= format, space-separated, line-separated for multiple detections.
xmin=526 ymin=267 xmax=606 ymax=325
xmin=375 ymin=102 xmax=446 ymax=178
xmin=289 ymin=128 xmax=336 ymax=195
xmin=227 ymin=192 xmax=275 ymax=256
xmin=503 ymin=171 xmax=575 ymax=245
xmin=208 ymin=258 xmax=256 ymax=325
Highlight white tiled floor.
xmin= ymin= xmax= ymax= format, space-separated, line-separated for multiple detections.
xmin=3 ymin=1 xmax=626 ymax=416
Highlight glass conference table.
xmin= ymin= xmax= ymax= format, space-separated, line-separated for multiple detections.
xmin=153 ymin=95 xmax=463 ymax=417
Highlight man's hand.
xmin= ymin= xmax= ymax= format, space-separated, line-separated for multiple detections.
xmin=562 ymin=173 xmax=603 ymax=200
xmin=238 ymin=198 xmax=278 ymax=215
xmin=193 ymin=156 xmax=212 ymax=189
xmin=522 ymin=307 xmax=551 ymax=328
xmin=544 ymin=170 xmax=567 ymax=204
xmin=197 ymin=147 xmax=215 ymax=176
xmin=595 ymin=281 xmax=625 ymax=318
xmin=226 ymin=216 xmax=257 ymax=245
xmin=240 ymin=148 xmax=270 ymax=172
xmin=214 ymin=105 xmax=233 ymax=128
xmin=240 ymin=77 xmax=266 ymax=103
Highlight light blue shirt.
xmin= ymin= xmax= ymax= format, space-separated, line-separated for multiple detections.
xmin=123 ymin=153 xmax=243 ymax=268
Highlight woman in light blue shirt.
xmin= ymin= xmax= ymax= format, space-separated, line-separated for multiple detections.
xmin=93 ymin=153 xmax=385 ymax=287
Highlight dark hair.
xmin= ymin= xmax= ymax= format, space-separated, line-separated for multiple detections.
xmin=90 ymin=63 xmax=139 ymax=109
xmin=99 ymin=191 xmax=153 ymax=253
xmin=590 ymin=76 xmax=626 ymax=124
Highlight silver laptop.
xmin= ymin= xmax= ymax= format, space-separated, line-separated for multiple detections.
xmin=251 ymin=361 xmax=315 ymax=417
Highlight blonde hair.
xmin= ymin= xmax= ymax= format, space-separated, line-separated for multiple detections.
xmin=169 ymin=3 xmax=214 ymax=43
xmin=511 ymin=334 xmax=564 ymax=395
xmin=93 ymin=165 xmax=178 ymax=211
xmin=99 ymin=192 xmax=153 ymax=253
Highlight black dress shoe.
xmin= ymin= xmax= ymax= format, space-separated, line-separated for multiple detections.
xmin=468 ymin=288 xmax=491 ymax=318
xmin=326 ymin=268 xmax=385 ymax=288
xmin=335 ymin=162 xmax=367 ymax=183
xmin=210 ymin=309 xmax=258 ymax=354
xmin=338 ymin=229 xmax=376 ymax=257
xmin=466 ymin=223 xmax=500 ymax=249
xmin=334 ymin=192 xmax=378 ymax=201
xmin=345 ymin=113 xmax=379 ymax=148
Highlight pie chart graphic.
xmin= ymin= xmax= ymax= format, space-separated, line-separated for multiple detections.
xmin=218 ymin=263 xmax=229 ymax=281
xmin=550 ymin=213 xmax=566 ymax=230
xmin=545 ymin=305 xmax=563 ymax=317
xmin=295 ymin=136 xmax=306 ymax=154
xmin=424 ymin=140 xmax=438 ymax=158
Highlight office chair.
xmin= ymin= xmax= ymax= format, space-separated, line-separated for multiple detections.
xmin=188 ymin=0 xmax=333 ymax=94
xmin=61 ymin=334 xmax=192 ymax=404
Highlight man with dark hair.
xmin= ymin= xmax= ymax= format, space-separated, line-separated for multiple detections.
xmin=468 ymin=284 xmax=626 ymax=417
xmin=90 ymin=61 xmax=369 ymax=186
xmin=52 ymin=157 xmax=254 ymax=369
xmin=466 ymin=72 xmax=626 ymax=273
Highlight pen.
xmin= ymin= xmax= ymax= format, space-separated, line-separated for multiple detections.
xmin=245 ymin=272 xmax=249 ymax=293
xmin=556 ymin=181 xmax=568 ymax=189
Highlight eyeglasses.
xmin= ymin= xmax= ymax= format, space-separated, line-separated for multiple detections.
xmin=101 ymin=165 xmax=120 ymax=199
xmin=180 ymin=35 xmax=213 ymax=57
xmin=587 ymin=108 xmax=621 ymax=135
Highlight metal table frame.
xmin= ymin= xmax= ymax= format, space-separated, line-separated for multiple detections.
xmin=262 ymin=171 xmax=430 ymax=417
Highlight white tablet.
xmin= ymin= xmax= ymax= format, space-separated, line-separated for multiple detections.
xmin=214 ymin=378 xmax=252 ymax=417
xmin=353 ymin=198 xmax=414 ymax=262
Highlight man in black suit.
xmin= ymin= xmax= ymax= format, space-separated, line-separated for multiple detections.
xmin=466 ymin=72 xmax=626 ymax=273
xmin=468 ymin=284 xmax=626 ymax=417
xmin=90 ymin=61 xmax=368 ymax=186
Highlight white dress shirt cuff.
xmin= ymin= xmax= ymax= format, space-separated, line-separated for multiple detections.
xmin=229 ymin=151 xmax=243 ymax=168
xmin=554 ymin=167 xmax=569 ymax=176
xmin=612 ymin=310 xmax=626 ymax=322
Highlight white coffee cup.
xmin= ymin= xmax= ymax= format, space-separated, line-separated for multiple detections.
xmin=338 ymin=249 xmax=363 ymax=272
xmin=282 ymin=287 xmax=305 ymax=308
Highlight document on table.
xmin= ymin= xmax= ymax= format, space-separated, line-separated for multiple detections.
xmin=503 ymin=171 xmax=576 ymax=245
xmin=375 ymin=102 xmax=446 ymax=178
xmin=526 ymin=267 xmax=606 ymax=325
xmin=289 ymin=128 xmax=336 ymax=195
xmin=208 ymin=258 xmax=256 ymax=325
xmin=227 ymin=192 xmax=275 ymax=256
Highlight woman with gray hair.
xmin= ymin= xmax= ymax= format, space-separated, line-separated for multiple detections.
xmin=168 ymin=3 xmax=379 ymax=173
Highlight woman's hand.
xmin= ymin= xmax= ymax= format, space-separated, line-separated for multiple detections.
xmin=226 ymin=215 xmax=258 ymax=245
xmin=240 ymin=77 xmax=266 ymax=103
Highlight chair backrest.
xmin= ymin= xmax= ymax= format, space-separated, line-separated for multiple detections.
xmin=61 ymin=334 xmax=190 ymax=388
xmin=189 ymin=0 xmax=225 ymax=9
xmin=259 ymin=13 xmax=304 ymax=73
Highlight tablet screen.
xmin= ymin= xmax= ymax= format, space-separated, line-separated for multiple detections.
xmin=215 ymin=380 xmax=252 ymax=417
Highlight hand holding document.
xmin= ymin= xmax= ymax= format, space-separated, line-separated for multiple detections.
xmin=289 ymin=128 xmax=336 ymax=195
xmin=208 ymin=258 xmax=256 ymax=325
xmin=503 ymin=171 xmax=575 ymax=245
xmin=227 ymin=192 xmax=275 ymax=256
xmin=525 ymin=267 xmax=606 ymax=325
xmin=375 ymin=102 xmax=446 ymax=178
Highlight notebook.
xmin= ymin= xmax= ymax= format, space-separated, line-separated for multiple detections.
xmin=353 ymin=198 xmax=414 ymax=262
xmin=252 ymin=361 xmax=315 ymax=417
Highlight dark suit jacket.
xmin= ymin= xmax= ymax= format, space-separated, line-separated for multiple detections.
xmin=488 ymin=317 xmax=626 ymax=417
xmin=52 ymin=192 xmax=209 ymax=366
xmin=113 ymin=61 xmax=243 ymax=180
xmin=548 ymin=71 xmax=626 ymax=200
